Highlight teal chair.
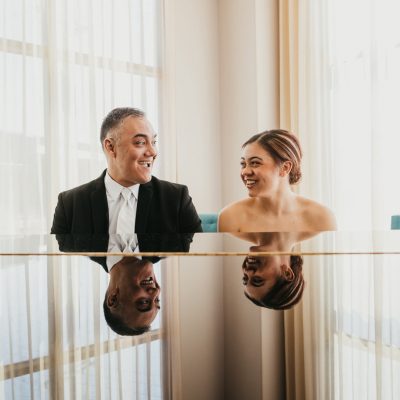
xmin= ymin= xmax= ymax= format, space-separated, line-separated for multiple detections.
xmin=391 ymin=215 xmax=400 ymax=229
xmin=199 ymin=213 xmax=218 ymax=232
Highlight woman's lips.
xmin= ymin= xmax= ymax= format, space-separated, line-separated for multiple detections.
xmin=244 ymin=257 xmax=261 ymax=269
xmin=244 ymin=179 xmax=256 ymax=188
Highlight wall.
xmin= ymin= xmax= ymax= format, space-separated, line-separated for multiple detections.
xmin=162 ymin=0 xmax=222 ymax=214
xmin=219 ymin=0 xmax=279 ymax=206
xmin=218 ymin=1 xmax=284 ymax=399
xmin=164 ymin=0 xmax=224 ymax=399
xmin=178 ymin=256 xmax=224 ymax=400
xmin=165 ymin=0 xmax=285 ymax=399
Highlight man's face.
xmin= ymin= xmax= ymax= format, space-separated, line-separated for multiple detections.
xmin=105 ymin=116 xmax=158 ymax=186
xmin=118 ymin=260 xmax=161 ymax=328
xmin=107 ymin=258 xmax=161 ymax=330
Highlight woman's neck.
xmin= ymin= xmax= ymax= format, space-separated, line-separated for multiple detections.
xmin=253 ymin=232 xmax=295 ymax=250
xmin=255 ymin=185 xmax=296 ymax=215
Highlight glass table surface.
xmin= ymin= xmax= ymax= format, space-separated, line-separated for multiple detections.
xmin=1 ymin=232 xmax=400 ymax=399
xmin=1 ymin=231 xmax=400 ymax=255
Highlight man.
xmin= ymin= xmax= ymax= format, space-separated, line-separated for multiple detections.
xmin=51 ymin=107 xmax=202 ymax=234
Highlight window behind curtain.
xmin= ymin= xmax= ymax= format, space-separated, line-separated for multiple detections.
xmin=0 ymin=1 xmax=165 ymax=398
xmin=0 ymin=0 xmax=162 ymax=234
xmin=327 ymin=1 xmax=400 ymax=397
xmin=330 ymin=0 xmax=400 ymax=229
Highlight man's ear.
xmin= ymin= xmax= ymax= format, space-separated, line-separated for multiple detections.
xmin=106 ymin=288 xmax=120 ymax=309
xmin=104 ymin=137 xmax=116 ymax=157
xmin=281 ymin=264 xmax=295 ymax=281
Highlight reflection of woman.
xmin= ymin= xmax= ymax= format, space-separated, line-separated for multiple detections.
xmin=243 ymin=254 xmax=304 ymax=310
xmin=237 ymin=232 xmax=310 ymax=309
xmin=218 ymin=130 xmax=336 ymax=232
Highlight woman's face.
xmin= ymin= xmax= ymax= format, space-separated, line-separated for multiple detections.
xmin=240 ymin=142 xmax=281 ymax=197
xmin=242 ymin=255 xmax=291 ymax=301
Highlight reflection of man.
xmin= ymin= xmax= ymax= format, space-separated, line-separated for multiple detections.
xmin=104 ymin=256 xmax=160 ymax=336
xmin=51 ymin=107 xmax=202 ymax=234
xmin=56 ymin=233 xmax=193 ymax=335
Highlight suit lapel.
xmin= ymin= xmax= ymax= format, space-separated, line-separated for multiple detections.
xmin=91 ymin=172 xmax=109 ymax=233
xmin=136 ymin=181 xmax=153 ymax=233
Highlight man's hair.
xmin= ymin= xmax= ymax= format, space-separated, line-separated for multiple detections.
xmin=100 ymin=107 xmax=145 ymax=144
xmin=245 ymin=255 xmax=305 ymax=310
xmin=103 ymin=295 xmax=150 ymax=336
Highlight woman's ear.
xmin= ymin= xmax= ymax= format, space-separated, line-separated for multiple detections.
xmin=281 ymin=264 xmax=295 ymax=281
xmin=279 ymin=161 xmax=293 ymax=177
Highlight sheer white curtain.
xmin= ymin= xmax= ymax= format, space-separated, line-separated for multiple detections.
xmin=279 ymin=0 xmax=400 ymax=398
xmin=0 ymin=0 xmax=169 ymax=398
xmin=329 ymin=0 xmax=400 ymax=229
xmin=0 ymin=0 xmax=161 ymax=234
xmin=0 ymin=255 xmax=164 ymax=399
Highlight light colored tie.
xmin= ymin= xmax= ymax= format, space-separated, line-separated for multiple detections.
xmin=106 ymin=233 xmax=139 ymax=269
xmin=116 ymin=188 xmax=135 ymax=235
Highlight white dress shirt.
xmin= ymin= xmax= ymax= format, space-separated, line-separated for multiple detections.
xmin=104 ymin=171 xmax=140 ymax=234
xmin=104 ymin=171 xmax=140 ymax=270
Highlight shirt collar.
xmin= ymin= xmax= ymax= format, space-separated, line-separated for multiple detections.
xmin=104 ymin=171 xmax=140 ymax=200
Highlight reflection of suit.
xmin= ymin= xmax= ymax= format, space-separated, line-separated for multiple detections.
xmin=56 ymin=233 xmax=194 ymax=272
xmin=51 ymin=170 xmax=202 ymax=234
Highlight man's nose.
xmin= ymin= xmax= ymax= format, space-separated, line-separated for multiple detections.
xmin=244 ymin=265 xmax=257 ymax=273
xmin=146 ymin=286 xmax=160 ymax=296
xmin=145 ymin=143 xmax=157 ymax=157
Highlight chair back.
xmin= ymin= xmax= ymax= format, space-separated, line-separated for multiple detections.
xmin=199 ymin=213 xmax=218 ymax=232
xmin=391 ymin=215 xmax=400 ymax=230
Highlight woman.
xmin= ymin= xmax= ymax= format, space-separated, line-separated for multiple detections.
xmin=218 ymin=130 xmax=336 ymax=232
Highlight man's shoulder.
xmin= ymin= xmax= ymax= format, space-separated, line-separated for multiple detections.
xmin=59 ymin=171 xmax=106 ymax=199
xmin=147 ymin=176 xmax=188 ymax=193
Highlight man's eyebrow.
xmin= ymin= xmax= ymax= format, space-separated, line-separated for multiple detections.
xmin=132 ymin=133 xmax=158 ymax=139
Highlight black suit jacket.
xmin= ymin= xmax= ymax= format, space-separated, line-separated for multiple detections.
xmin=51 ymin=170 xmax=202 ymax=234
xmin=55 ymin=232 xmax=195 ymax=272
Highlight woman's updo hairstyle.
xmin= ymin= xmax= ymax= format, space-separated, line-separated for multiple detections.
xmin=242 ymin=129 xmax=303 ymax=184
xmin=244 ymin=255 xmax=305 ymax=310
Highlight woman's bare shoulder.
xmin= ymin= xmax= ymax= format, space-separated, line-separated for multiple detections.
xmin=220 ymin=198 xmax=254 ymax=213
xmin=297 ymin=197 xmax=337 ymax=230
xmin=218 ymin=199 xmax=253 ymax=232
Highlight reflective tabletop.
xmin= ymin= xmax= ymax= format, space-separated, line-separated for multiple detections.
xmin=1 ymin=231 xmax=400 ymax=255
xmin=1 ymin=232 xmax=400 ymax=399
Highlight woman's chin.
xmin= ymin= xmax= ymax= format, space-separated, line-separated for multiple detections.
xmin=247 ymin=189 xmax=258 ymax=197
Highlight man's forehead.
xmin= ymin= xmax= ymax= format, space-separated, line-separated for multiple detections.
xmin=119 ymin=116 xmax=157 ymax=137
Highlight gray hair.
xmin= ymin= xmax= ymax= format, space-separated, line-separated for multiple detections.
xmin=100 ymin=107 xmax=145 ymax=144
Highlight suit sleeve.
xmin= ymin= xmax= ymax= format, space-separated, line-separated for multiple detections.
xmin=179 ymin=186 xmax=203 ymax=233
xmin=51 ymin=193 xmax=69 ymax=234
